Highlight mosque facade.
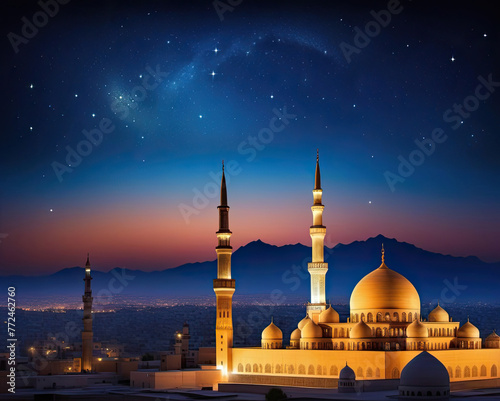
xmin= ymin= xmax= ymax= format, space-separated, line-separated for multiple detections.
xmin=214 ymin=154 xmax=500 ymax=388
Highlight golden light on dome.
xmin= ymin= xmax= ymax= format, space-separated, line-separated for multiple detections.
xmin=350 ymin=247 xmax=420 ymax=315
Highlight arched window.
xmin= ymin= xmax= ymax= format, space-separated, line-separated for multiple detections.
xmin=464 ymin=366 xmax=470 ymax=377
xmin=308 ymin=365 xmax=315 ymax=375
xmin=237 ymin=363 xmax=243 ymax=372
xmin=376 ymin=327 xmax=382 ymax=337
xmin=357 ymin=367 xmax=363 ymax=378
xmin=245 ymin=364 xmax=251 ymax=372
xmin=366 ymin=367 xmax=373 ymax=378
xmin=472 ymin=366 xmax=478 ymax=377
xmin=385 ymin=312 xmax=391 ymax=321
xmin=408 ymin=312 xmax=413 ymax=322
xmin=340 ymin=342 xmax=344 ymax=350
xmin=447 ymin=367 xmax=453 ymax=378
xmin=361 ymin=313 xmax=365 ymax=322
xmin=492 ymin=365 xmax=498 ymax=377
xmin=377 ymin=312 xmax=383 ymax=322
xmin=331 ymin=365 xmax=338 ymax=376
xmin=376 ymin=368 xmax=381 ymax=378
xmin=367 ymin=312 xmax=373 ymax=322
xmin=298 ymin=364 xmax=305 ymax=374
xmin=455 ymin=366 xmax=461 ymax=378
xmin=402 ymin=312 xmax=407 ymax=322
xmin=392 ymin=367 xmax=399 ymax=379
xmin=393 ymin=312 xmax=399 ymax=322
xmin=334 ymin=328 xmax=338 ymax=337
xmin=253 ymin=363 xmax=258 ymax=373
xmin=355 ymin=313 xmax=359 ymax=323
xmin=288 ymin=365 xmax=294 ymax=374
xmin=265 ymin=363 xmax=272 ymax=373
xmin=275 ymin=364 xmax=281 ymax=374
xmin=481 ymin=365 xmax=487 ymax=377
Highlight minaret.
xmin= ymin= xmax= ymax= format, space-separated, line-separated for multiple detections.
xmin=213 ymin=162 xmax=235 ymax=378
xmin=307 ymin=150 xmax=328 ymax=323
xmin=81 ymin=253 xmax=93 ymax=372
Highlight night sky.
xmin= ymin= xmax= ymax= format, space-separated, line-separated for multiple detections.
xmin=1 ymin=0 xmax=499 ymax=275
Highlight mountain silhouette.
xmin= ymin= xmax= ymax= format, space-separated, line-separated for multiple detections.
xmin=2 ymin=235 xmax=498 ymax=304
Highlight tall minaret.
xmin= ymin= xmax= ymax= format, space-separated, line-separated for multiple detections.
xmin=213 ymin=162 xmax=235 ymax=378
xmin=81 ymin=253 xmax=93 ymax=372
xmin=307 ymin=150 xmax=328 ymax=323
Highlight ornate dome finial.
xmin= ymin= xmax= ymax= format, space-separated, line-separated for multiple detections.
xmin=381 ymin=243 xmax=385 ymax=263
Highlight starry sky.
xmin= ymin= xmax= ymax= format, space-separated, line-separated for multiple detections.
xmin=1 ymin=0 xmax=499 ymax=275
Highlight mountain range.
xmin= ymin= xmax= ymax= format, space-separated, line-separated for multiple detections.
xmin=2 ymin=235 xmax=499 ymax=304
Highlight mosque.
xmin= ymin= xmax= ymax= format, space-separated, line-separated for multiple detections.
xmin=213 ymin=153 xmax=500 ymax=391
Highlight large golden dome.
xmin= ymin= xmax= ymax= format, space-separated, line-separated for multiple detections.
xmin=350 ymin=253 xmax=420 ymax=312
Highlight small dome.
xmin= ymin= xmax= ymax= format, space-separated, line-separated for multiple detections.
xmin=407 ymin=319 xmax=428 ymax=338
xmin=290 ymin=328 xmax=301 ymax=340
xmin=301 ymin=320 xmax=323 ymax=338
xmin=339 ymin=363 xmax=356 ymax=380
xmin=457 ymin=320 xmax=480 ymax=338
xmin=262 ymin=321 xmax=282 ymax=340
xmin=297 ymin=315 xmax=311 ymax=330
xmin=319 ymin=306 xmax=340 ymax=323
xmin=428 ymin=304 xmax=449 ymax=322
xmin=486 ymin=330 xmax=500 ymax=341
xmin=350 ymin=320 xmax=373 ymax=339
xmin=400 ymin=351 xmax=449 ymax=387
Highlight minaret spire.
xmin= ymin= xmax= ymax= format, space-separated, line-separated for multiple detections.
xmin=82 ymin=254 xmax=93 ymax=372
xmin=220 ymin=160 xmax=228 ymax=207
xmin=315 ymin=149 xmax=321 ymax=190
xmin=214 ymin=161 xmax=235 ymax=379
xmin=307 ymin=151 xmax=328 ymax=323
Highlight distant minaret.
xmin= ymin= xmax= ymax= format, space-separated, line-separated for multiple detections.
xmin=307 ymin=151 xmax=328 ymax=323
xmin=81 ymin=254 xmax=93 ymax=372
xmin=213 ymin=162 xmax=235 ymax=378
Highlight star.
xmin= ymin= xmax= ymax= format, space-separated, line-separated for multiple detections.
xmin=210 ymin=71 xmax=216 ymax=77
xmin=29 ymin=84 xmax=34 ymax=89
xmin=214 ymin=47 xmax=219 ymax=54
xmin=91 ymin=113 xmax=96 ymax=118
xmin=368 ymin=201 xmax=372 ymax=204
xmin=74 ymin=94 xmax=78 ymax=97
xmin=483 ymin=33 xmax=487 ymax=37
xmin=450 ymin=56 xmax=455 ymax=62
xmin=270 ymin=95 xmax=274 ymax=99
xmin=199 ymin=115 xmax=203 ymax=119
xmin=49 ymin=209 xmax=53 ymax=212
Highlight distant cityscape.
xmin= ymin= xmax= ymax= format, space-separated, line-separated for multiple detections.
xmin=5 ymin=301 xmax=500 ymax=359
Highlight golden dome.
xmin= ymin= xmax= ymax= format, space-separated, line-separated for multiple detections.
xmin=350 ymin=254 xmax=420 ymax=312
xmin=457 ymin=319 xmax=479 ymax=338
xmin=262 ymin=321 xmax=282 ymax=340
xmin=301 ymin=320 xmax=323 ymax=338
xmin=407 ymin=319 xmax=428 ymax=338
xmin=290 ymin=328 xmax=301 ymax=340
xmin=319 ymin=306 xmax=340 ymax=323
xmin=298 ymin=315 xmax=311 ymax=330
xmin=350 ymin=320 xmax=373 ymax=339
xmin=428 ymin=304 xmax=449 ymax=322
